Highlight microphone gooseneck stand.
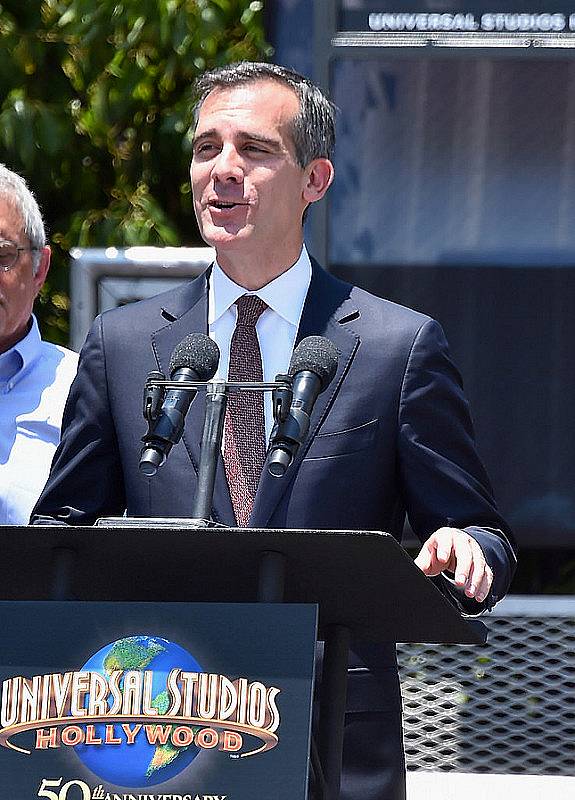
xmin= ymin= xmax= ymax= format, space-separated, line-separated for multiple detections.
xmin=141 ymin=374 xmax=289 ymax=524
xmin=190 ymin=379 xmax=290 ymax=524
xmin=190 ymin=380 xmax=228 ymax=522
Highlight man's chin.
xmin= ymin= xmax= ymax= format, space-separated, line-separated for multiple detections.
xmin=200 ymin=221 xmax=253 ymax=248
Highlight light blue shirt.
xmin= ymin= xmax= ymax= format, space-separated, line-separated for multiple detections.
xmin=208 ymin=246 xmax=312 ymax=442
xmin=0 ymin=316 xmax=78 ymax=524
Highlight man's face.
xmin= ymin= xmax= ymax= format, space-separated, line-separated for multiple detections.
xmin=191 ymin=80 xmax=311 ymax=272
xmin=0 ymin=196 xmax=49 ymax=353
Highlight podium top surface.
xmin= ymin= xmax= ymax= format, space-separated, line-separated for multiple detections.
xmin=1 ymin=525 xmax=485 ymax=644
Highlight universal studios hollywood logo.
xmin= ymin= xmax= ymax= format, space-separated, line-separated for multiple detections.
xmin=0 ymin=636 xmax=281 ymax=787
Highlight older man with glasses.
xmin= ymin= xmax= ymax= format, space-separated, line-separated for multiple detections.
xmin=0 ymin=164 xmax=78 ymax=525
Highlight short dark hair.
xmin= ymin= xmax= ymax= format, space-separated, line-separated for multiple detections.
xmin=193 ymin=62 xmax=336 ymax=167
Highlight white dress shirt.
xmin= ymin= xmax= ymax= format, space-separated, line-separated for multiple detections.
xmin=208 ymin=246 xmax=312 ymax=442
xmin=0 ymin=316 xmax=78 ymax=524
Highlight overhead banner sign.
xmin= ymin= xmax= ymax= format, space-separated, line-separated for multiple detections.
xmin=339 ymin=1 xmax=575 ymax=35
xmin=0 ymin=601 xmax=317 ymax=800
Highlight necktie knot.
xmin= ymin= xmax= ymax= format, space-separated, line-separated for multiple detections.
xmin=235 ymin=294 xmax=268 ymax=327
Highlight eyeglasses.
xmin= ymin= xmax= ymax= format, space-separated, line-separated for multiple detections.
xmin=0 ymin=243 xmax=40 ymax=272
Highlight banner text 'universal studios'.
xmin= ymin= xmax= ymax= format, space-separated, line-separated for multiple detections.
xmin=0 ymin=670 xmax=281 ymax=757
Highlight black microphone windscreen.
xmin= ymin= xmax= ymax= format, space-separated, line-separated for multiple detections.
xmin=169 ymin=334 xmax=220 ymax=380
xmin=289 ymin=336 xmax=338 ymax=391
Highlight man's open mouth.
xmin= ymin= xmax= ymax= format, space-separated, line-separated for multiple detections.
xmin=210 ymin=201 xmax=245 ymax=209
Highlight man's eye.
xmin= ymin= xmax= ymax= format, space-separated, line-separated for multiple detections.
xmin=195 ymin=143 xmax=217 ymax=155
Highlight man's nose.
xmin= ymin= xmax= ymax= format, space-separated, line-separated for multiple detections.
xmin=212 ymin=145 xmax=244 ymax=183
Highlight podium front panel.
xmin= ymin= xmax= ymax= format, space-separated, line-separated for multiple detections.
xmin=0 ymin=601 xmax=317 ymax=800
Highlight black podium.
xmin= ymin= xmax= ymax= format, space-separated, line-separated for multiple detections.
xmin=0 ymin=524 xmax=485 ymax=799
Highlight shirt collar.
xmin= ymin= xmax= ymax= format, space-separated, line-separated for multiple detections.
xmin=208 ymin=246 xmax=312 ymax=327
xmin=0 ymin=315 xmax=42 ymax=386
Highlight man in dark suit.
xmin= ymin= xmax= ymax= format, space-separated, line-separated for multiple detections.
xmin=33 ymin=63 xmax=516 ymax=799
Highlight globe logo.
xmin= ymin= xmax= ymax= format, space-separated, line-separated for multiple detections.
xmin=74 ymin=635 xmax=203 ymax=787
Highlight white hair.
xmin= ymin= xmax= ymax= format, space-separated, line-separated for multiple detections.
xmin=0 ymin=164 xmax=47 ymax=274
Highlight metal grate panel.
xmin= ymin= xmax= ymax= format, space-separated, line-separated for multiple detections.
xmin=398 ymin=596 xmax=575 ymax=774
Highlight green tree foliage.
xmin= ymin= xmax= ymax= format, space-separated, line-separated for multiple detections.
xmin=0 ymin=0 xmax=270 ymax=343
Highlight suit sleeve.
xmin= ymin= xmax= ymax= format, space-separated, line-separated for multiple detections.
xmin=397 ymin=319 xmax=517 ymax=611
xmin=30 ymin=315 xmax=126 ymax=525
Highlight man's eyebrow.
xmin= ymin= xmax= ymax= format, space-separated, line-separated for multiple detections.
xmin=237 ymin=132 xmax=282 ymax=150
xmin=192 ymin=129 xmax=218 ymax=145
xmin=192 ymin=130 xmax=282 ymax=150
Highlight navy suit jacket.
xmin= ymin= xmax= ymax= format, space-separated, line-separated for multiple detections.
xmin=32 ymin=261 xmax=516 ymax=797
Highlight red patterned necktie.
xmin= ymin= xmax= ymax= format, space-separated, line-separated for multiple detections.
xmin=224 ymin=294 xmax=268 ymax=526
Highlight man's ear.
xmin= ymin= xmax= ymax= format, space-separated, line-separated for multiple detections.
xmin=302 ymin=158 xmax=335 ymax=206
xmin=33 ymin=246 xmax=51 ymax=295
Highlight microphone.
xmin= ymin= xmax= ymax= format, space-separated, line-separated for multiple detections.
xmin=267 ymin=336 xmax=339 ymax=477
xmin=139 ymin=333 xmax=220 ymax=476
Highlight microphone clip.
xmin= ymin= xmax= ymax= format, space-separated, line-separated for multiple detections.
xmin=142 ymin=370 xmax=166 ymax=425
xmin=272 ymin=373 xmax=293 ymax=425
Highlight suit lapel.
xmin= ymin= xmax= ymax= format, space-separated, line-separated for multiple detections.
xmin=250 ymin=262 xmax=360 ymax=527
xmin=150 ymin=271 xmax=236 ymax=526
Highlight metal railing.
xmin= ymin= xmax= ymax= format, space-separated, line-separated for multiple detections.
xmin=398 ymin=595 xmax=575 ymax=774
